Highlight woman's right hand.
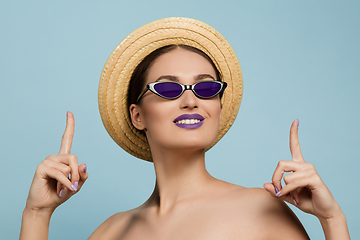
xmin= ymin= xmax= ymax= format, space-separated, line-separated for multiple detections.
xmin=25 ymin=111 xmax=88 ymax=214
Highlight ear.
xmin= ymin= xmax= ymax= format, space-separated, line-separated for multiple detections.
xmin=219 ymin=102 xmax=223 ymax=123
xmin=129 ymin=104 xmax=146 ymax=130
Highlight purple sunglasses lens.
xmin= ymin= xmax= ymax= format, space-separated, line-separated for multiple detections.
xmin=154 ymin=82 xmax=182 ymax=98
xmin=194 ymin=82 xmax=221 ymax=98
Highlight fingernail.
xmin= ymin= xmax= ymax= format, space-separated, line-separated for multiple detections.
xmin=297 ymin=119 xmax=299 ymax=127
xmin=71 ymin=181 xmax=78 ymax=191
xmin=275 ymin=190 xmax=281 ymax=197
xmin=274 ymin=187 xmax=281 ymax=196
xmin=292 ymin=198 xmax=297 ymax=205
xmin=84 ymin=164 xmax=87 ymax=173
xmin=59 ymin=189 xmax=64 ymax=197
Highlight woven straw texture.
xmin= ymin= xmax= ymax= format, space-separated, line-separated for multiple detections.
xmin=98 ymin=17 xmax=243 ymax=161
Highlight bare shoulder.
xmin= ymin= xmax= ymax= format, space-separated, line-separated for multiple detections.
xmin=88 ymin=209 xmax=135 ymax=240
xmin=222 ymin=184 xmax=309 ymax=239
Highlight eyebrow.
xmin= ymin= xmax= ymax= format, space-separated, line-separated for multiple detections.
xmin=196 ymin=74 xmax=215 ymax=81
xmin=155 ymin=75 xmax=178 ymax=82
xmin=155 ymin=74 xmax=216 ymax=82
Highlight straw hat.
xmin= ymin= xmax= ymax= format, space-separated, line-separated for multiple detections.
xmin=98 ymin=17 xmax=243 ymax=161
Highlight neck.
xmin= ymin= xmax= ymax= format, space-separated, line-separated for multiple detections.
xmin=148 ymin=148 xmax=214 ymax=214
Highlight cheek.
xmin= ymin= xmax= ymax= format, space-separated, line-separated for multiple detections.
xmin=209 ymin=101 xmax=222 ymax=124
xmin=141 ymin=102 xmax=173 ymax=131
xmin=141 ymin=103 xmax=179 ymax=147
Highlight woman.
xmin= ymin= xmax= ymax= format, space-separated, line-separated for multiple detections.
xmin=20 ymin=17 xmax=350 ymax=239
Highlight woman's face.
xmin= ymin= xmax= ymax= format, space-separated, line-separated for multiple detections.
xmin=130 ymin=48 xmax=222 ymax=152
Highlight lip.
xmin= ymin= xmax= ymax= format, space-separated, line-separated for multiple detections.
xmin=174 ymin=114 xmax=204 ymax=122
xmin=173 ymin=114 xmax=205 ymax=129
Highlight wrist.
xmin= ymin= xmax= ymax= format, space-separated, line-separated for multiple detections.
xmin=23 ymin=205 xmax=54 ymax=220
xmin=318 ymin=203 xmax=344 ymax=224
xmin=20 ymin=206 xmax=54 ymax=240
xmin=318 ymin=207 xmax=350 ymax=240
xmin=319 ymin=210 xmax=346 ymax=227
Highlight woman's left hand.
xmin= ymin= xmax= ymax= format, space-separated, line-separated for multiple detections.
xmin=263 ymin=119 xmax=341 ymax=220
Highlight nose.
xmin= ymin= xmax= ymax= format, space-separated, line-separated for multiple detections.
xmin=179 ymin=89 xmax=198 ymax=109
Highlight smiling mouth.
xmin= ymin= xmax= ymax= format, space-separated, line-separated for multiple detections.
xmin=173 ymin=114 xmax=204 ymax=129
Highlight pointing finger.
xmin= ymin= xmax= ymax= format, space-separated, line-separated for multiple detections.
xmin=289 ymin=119 xmax=305 ymax=162
xmin=59 ymin=111 xmax=75 ymax=155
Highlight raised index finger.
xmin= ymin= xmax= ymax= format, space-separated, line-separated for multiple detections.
xmin=289 ymin=119 xmax=305 ymax=162
xmin=59 ymin=111 xmax=75 ymax=154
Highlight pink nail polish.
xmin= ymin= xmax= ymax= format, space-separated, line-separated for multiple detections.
xmin=59 ymin=189 xmax=64 ymax=197
xmin=297 ymin=119 xmax=299 ymax=127
xmin=292 ymin=198 xmax=297 ymax=205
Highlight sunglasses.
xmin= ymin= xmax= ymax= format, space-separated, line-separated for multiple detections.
xmin=136 ymin=80 xmax=227 ymax=103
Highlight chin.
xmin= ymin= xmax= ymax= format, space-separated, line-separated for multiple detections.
xmin=146 ymin=127 xmax=218 ymax=153
xmin=169 ymin=136 xmax=216 ymax=152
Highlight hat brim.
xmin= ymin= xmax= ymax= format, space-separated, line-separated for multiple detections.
xmin=98 ymin=17 xmax=243 ymax=161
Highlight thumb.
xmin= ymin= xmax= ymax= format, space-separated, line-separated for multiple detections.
xmin=263 ymin=183 xmax=277 ymax=195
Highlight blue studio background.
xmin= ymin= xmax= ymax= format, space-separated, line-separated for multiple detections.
xmin=1 ymin=1 xmax=359 ymax=239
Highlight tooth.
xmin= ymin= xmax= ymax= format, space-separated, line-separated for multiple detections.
xmin=176 ymin=119 xmax=202 ymax=124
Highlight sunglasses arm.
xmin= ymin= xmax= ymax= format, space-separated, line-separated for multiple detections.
xmin=136 ymin=86 xmax=150 ymax=103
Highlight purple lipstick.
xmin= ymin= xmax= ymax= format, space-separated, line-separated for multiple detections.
xmin=174 ymin=114 xmax=204 ymax=129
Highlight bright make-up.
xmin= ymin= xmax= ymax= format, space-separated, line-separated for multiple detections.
xmin=174 ymin=114 xmax=204 ymax=129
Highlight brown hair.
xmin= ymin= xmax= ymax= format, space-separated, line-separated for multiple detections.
xmin=127 ymin=44 xmax=222 ymax=110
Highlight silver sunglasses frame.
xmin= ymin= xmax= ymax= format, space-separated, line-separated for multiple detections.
xmin=136 ymin=80 xmax=227 ymax=103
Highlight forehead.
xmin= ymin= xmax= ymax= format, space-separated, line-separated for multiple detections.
xmin=146 ymin=48 xmax=217 ymax=83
